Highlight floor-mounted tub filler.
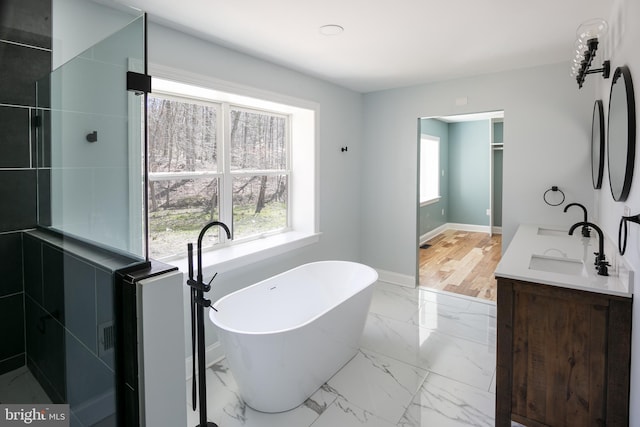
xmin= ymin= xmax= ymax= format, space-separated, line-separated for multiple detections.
xmin=209 ymin=260 xmax=378 ymax=413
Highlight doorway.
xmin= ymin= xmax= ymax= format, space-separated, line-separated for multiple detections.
xmin=417 ymin=111 xmax=504 ymax=301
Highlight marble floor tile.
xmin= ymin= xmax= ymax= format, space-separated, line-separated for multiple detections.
xmin=187 ymin=360 xmax=336 ymax=427
xmin=369 ymin=283 xmax=421 ymax=323
xmin=311 ymin=397 xmax=396 ymax=427
xmin=0 ymin=366 xmax=51 ymax=404
xmin=326 ymin=350 xmax=428 ymax=424
xmin=361 ymin=313 xmax=495 ymax=390
xmin=417 ymin=287 xmax=473 ymax=311
xmin=398 ymin=373 xmax=495 ymax=427
xmin=375 ymin=281 xmax=420 ymax=299
xmin=410 ymin=299 xmax=497 ymax=346
xmin=361 ymin=312 xmax=426 ymax=362
xmin=489 ymin=372 xmax=496 ymax=394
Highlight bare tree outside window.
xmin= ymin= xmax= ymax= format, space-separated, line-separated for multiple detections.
xmin=147 ymin=95 xmax=290 ymax=259
xmin=229 ymin=108 xmax=288 ymax=240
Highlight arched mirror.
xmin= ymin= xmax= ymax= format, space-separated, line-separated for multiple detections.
xmin=607 ymin=66 xmax=636 ymax=201
xmin=592 ymin=100 xmax=605 ymax=189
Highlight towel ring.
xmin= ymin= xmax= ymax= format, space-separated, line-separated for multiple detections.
xmin=619 ymin=217 xmax=628 ymax=255
xmin=543 ymin=186 xmax=565 ymax=206
xmin=618 ymin=214 xmax=640 ymax=255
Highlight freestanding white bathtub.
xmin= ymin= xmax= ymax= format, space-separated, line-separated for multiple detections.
xmin=209 ymin=260 xmax=378 ymax=413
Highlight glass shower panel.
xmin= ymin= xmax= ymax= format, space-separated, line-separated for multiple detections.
xmin=36 ymin=14 xmax=146 ymax=259
xmin=30 ymin=11 xmax=148 ymax=426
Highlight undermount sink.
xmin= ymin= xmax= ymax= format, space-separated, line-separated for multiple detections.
xmin=536 ymin=227 xmax=568 ymax=237
xmin=529 ymin=255 xmax=587 ymax=276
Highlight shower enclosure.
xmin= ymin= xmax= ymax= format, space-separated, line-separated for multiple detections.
xmin=17 ymin=9 xmax=151 ymax=426
xmin=36 ymin=14 xmax=147 ymax=256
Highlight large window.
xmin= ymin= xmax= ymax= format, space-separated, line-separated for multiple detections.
xmin=148 ymin=80 xmax=296 ymax=260
xmin=419 ymin=135 xmax=440 ymax=205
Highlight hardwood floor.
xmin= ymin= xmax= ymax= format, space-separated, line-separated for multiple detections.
xmin=419 ymin=230 xmax=502 ymax=301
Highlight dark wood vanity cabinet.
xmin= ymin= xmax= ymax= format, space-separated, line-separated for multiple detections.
xmin=496 ymin=277 xmax=632 ymax=427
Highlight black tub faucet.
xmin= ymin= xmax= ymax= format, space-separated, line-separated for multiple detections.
xmin=187 ymin=220 xmax=231 ymax=427
xmin=564 ymin=202 xmax=590 ymax=237
xmin=569 ymin=221 xmax=609 ymax=276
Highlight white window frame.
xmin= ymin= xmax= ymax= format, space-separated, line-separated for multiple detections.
xmin=224 ymin=104 xmax=291 ymax=242
xmin=148 ymin=65 xmax=319 ymax=275
xmin=419 ymin=135 xmax=441 ymax=206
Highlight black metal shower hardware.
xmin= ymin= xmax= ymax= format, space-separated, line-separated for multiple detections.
xmin=31 ymin=115 xmax=42 ymax=128
xmin=86 ymin=131 xmax=97 ymax=143
xmin=126 ymin=70 xmax=151 ymax=95
xmin=543 ymin=186 xmax=565 ymax=206
xmin=341 ymin=146 xmax=348 ymax=152
xmin=618 ymin=213 xmax=640 ymax=255
xmin=187 ymin=220 xmax=231 ymax=427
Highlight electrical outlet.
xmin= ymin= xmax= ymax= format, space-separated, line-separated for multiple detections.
xmin=486 ymin=209 xmax=491 ymax=216
xmin=442 ymin=209 xmax=445 ymax=216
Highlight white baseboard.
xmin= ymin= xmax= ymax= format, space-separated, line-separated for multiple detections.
xmin=376 ymin=269 xmax=416 ymax=288
xmin=420 ymin=223 xmax=492 ymax=246
xmin=185 ymin=341 xmax=225 ymax=381
xmin=420 ymin=224 xmax=448 ymax=245
xmin=446 ymin=223 xmax=491 ymax=233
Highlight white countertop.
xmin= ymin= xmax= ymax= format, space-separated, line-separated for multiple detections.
xmin=495 ymin=224 xmax=633 ymax=298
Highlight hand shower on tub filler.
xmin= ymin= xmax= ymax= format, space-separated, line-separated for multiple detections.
xmin=186 ymin=221 xmax=231 ymax=427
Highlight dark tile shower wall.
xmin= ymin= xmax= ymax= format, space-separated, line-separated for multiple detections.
xmin=0 ymin=233 xmax=24 ymax=373
xmin=22 ymin=230 xmax=146 ymax=424
xmin=23 ymin=233 xmax=119 ymax=408
xmin=0 ymin=0 xmax=51 ymax=375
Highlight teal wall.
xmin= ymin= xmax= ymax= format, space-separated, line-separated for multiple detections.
xmin=493 ymin=121 xmax=504 ymax=143
xmin=493 ymin=120 xmax=503 ymax=227
xmin=493 ymin=150 xmax=503 ymax=226
xmin=419 ymin=118 xmax=499 ymax=237
xmin=448 ymin=121 xmax=490 ymax=226
xmin=419 ymin=118 xmax=448 ymax=236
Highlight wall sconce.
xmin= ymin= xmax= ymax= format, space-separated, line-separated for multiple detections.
xmin=570 ymin=19 xmax=611 ymax=89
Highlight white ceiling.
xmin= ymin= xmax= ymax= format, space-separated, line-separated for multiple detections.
xmin=111 ymin=0 xmax=611 ymax=93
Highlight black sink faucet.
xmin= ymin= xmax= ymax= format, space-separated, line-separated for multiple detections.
xmin=568 ymin=221 xmax=609 ymax=276
xmin=564 ymin=203 xmax=590 ymax=237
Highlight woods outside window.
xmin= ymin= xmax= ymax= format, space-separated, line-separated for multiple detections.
xmin=148 ymin=91 xmax=291 ymax=260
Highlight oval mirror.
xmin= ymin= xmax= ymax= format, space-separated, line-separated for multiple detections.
xmin=607 ymin=66 xmax=636 ymax=201
xmin=592 ymin=100 xmax=605 ymax=189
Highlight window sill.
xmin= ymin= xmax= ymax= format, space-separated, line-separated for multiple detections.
xmin=420 ymin=197 xmax=441 ymax=207
xmin=167 ymin=231 xmax=321 ymax=278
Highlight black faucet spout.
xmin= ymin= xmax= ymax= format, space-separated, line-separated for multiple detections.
xmin=196 ymin=221 xmax=231 ymax=285
xmin=568 ymin=221 xmax=609 ymax=276
xmin=564 ymin=203 xmax=590 ymax=237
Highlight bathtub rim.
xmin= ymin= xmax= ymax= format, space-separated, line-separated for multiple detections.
xmin=209 ymin=260 xmax=378 ymax=336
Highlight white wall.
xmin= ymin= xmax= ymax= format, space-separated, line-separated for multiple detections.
xmin=361 ymin=63 xmax=595 ymax=283
xmin=52 ymin=0 xmax=138 ymax=69
xmin=595 ymin=0 xmax=640 ymax=423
